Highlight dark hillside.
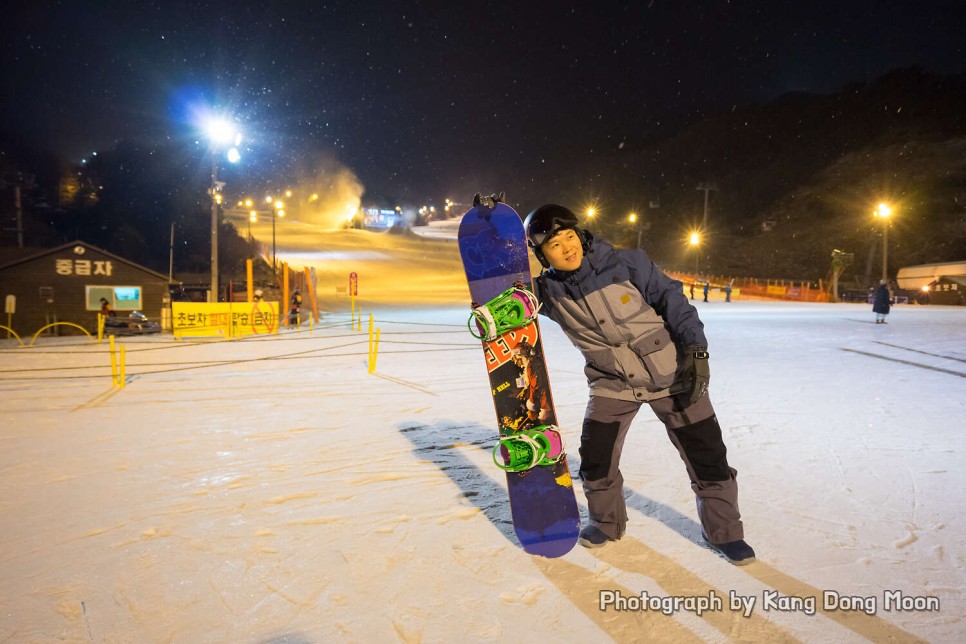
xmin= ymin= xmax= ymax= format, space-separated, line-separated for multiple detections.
xmin=602 ymin=67 xmax=966 ymax=282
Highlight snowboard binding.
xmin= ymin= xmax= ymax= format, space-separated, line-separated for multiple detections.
xmin=492 ymin=425 xmax=565 ymax=473
xmin=468 ymin=284 xmax=541 ymax=341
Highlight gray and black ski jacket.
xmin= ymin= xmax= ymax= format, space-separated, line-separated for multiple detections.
xmin=534 ymin=238 xmax=707 ymax=403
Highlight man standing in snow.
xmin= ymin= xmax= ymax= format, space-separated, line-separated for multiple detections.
xmin=873 ymin=280 xmax=891 ymax=324
xmin=524 ymin=204 xmax=754 ymax=565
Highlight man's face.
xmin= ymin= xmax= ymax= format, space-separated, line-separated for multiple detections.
xmin=540 ymin=228 xmax=584 ymax=271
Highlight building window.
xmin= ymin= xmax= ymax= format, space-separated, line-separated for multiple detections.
xmin=86 ymin=286 xmax=143 ymax=311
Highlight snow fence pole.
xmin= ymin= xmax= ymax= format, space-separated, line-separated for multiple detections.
xmin=119 ymin=344 xmax=126 ymax=389
xmin=109 ymin=335 xmax=118 ymax=386
xmin=368 ymin=313 xmax=380 ymax=374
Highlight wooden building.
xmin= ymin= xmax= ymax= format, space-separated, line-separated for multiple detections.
xmin=0 ymin=241 xmax=170 ymax=336
xmin=925 ymin=276 xmax=966 ymax=306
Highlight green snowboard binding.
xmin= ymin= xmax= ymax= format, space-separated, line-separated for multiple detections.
xmin=468 ymin=284 xmax=541 ymax=341
xmin=493 ymin=425 xmax=565 ymax=472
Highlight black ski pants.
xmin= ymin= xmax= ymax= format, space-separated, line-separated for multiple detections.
xmin=579 ymin=393 xmax=744 ymax=544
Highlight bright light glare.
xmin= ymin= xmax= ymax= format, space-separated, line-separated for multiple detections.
xmin=689 ymin=232 xmax=700 ymax=246
xmin=628 ymin=213 xmax=637 ymax=223
xmin=874 ymin=203 xmax=893 ymax=219
xmin=226 ymin=147 xmax=241 ymax=164
xmin=204 ymin=117 xmax=237 ymax=146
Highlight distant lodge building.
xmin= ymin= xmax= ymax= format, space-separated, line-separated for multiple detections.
xmin=924 ymin=275 xmax=966 ymax=306
xmin=0 ymin=241 xmax=171 ymax=336
xmin=362 ymin=207 xmax=402 ymax=229
xmin=896 ymin=261 xmax=966 ymax=305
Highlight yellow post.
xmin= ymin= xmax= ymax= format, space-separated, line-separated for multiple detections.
xmin=370 ymin=328 xmax=380 ymax=374
xmin=119 ymin=344 xmax=126 ymax=389
xmin=109 ymin=335 xmax=118 ymax=385
xmin=367 ymin=313 xmax=381 ymax=374
xmin=368 ymin=313 xmax=374 ymax=370
xmin=246 ymin=259 xmax=254 ymax=303
xmin=282 ymin=263 xmax=290 ymax=330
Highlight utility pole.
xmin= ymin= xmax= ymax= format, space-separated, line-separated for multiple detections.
xmin=696 ymin=182 xmax=717 ymax=229
xmin=168 ymin=222 xmax=175 ymax=283
xmin=14 ymin=185 xmax=23 ymax=248
xmin=210 ymin=157 xmax=219 ymax=303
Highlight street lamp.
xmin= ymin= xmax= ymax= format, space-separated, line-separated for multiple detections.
xmin=203 ymin=117 xmax=242 ymax=302
xmin=873 ymin=202 xmax=893 ymax=283
xmin=628 ymin=212 xmax=643 ymax=248
xmin=689 ymin=231 xmax=701 ymax=274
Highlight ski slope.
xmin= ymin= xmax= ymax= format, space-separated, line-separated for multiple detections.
xmin=1 ymin=227 xmax=963 ymax=642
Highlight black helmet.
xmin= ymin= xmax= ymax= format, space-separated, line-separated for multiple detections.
xmin=524 ymin=204 xmax=589 ymax=268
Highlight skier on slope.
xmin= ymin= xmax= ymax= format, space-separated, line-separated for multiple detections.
xmin=524 ymin=203 xmax=755 ymax=565
xmin=289 ymin=289 xmax=303 ymax=326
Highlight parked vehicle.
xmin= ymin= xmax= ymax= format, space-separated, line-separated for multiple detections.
xmin=98 ymin=311 xmax=162 ymax=336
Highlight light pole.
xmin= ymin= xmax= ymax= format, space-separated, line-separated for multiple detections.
xmin=270 ymin=198 xmax=285 ymax=284
xmin=209 ymin=156 xmax=221 ymax=302
xmin=628 ymin=212 xmax=642 ymax=248
xmin=689 ymin=231 xmax=701 ymax=274
xmin=204 ymin=118 xmax=242 ymax=302
xmin=697 ymin=183 xmax=716 ymax=228
xmin=873 ymin=202 xmax=892 ymax=283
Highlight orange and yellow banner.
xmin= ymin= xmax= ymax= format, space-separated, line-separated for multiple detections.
xmin=172 ymin=302 xmax=279 ymax=339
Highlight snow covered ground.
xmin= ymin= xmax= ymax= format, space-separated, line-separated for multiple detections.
xmin=1 ymin=228 xmax=964 ymax=642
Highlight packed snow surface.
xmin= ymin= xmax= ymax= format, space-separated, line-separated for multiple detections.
xmin=1 ymin=226 xmax=963 ymax=642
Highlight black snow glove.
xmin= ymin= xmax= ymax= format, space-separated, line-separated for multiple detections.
xmin=684 ymin=345 xmax=710 ymax=404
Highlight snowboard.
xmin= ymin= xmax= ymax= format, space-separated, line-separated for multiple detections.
xmin=458 ymin=197 xmax=580 ymax=558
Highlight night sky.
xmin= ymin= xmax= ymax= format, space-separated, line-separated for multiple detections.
xmin=3 ymin=1 xmax=965 ymax=207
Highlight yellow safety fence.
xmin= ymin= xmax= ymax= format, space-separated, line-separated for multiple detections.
xmin=171 ymin=302 xmax=280 ymax=339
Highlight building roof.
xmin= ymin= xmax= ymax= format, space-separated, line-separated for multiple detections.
xmin=0 ymin=240 xmax=170 ymax=281
xmin=896 ymin=261 xmax=966 ymax=289
xmin=935 ymin=275 xmax=966 ymax=287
